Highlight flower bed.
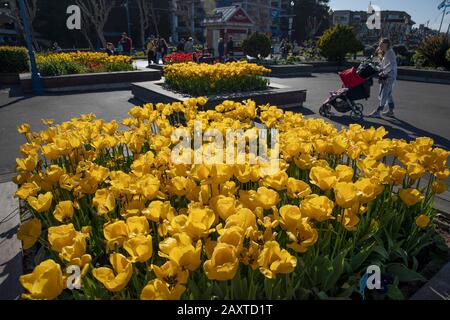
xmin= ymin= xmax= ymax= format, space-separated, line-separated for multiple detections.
xmin=163 ymin=52 xmax=202 ymax=64
xmin=164 ymin=61 xmax=271 ymax=96
xmin=36 ymin=52 xmax=135 ymax=76
xmin=14 ymin=98 xmax=449 ymax=300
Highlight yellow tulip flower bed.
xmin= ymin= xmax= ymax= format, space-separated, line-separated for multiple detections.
xmin=36 ymin=51 xmax=134 ymax=76
xmin=164 ymin=61 xmax=271 ymax=96
xmin=14 ymin=98 xmax=449 ymax=300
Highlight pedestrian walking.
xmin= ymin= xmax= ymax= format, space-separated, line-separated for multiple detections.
xmin=177 ymin=38 xmax=186 ymax=52
xmin=218 ymin=38 xmax=225 ymax=62
xmin=280 ymin=38 xmax=290 ymax=59
xmin=156 ymin=38 xmax=168 ymax=64
xmin=184 ymin=37 xmax=194 ymax=53
xmin=226 ymin=36 xmax=234 ymax=58
xmin=146 ymin=37 xmax=156 ymax=66
xmin=119 ymin=32 xmax=133 ymax=56
xmin=368 ymin=38 xmax=398 ymax=118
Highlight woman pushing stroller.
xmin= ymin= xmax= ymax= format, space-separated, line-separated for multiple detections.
xmin=368 ymin=38 xmax=398 ymax=118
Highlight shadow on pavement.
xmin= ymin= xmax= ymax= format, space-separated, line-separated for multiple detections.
xmin=0 ymin=252 xmax=23 ymax=300
xmin=330 ymin=114 xmax=450 ymax=150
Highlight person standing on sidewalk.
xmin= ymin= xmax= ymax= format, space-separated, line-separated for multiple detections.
xmin=368 ymin=38 xmax=398 ymax=118
xmin=218 ymin=38 xmax=225 ymax=62
xmin=120 ymin=32 xmax=133 ymax=56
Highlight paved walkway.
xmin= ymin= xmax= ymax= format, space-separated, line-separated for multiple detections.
xmin=0 ymin=181 xmax=22 ymax=300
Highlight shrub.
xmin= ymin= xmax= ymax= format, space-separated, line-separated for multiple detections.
xmin=416 ymin=34 xmax=450 ymax=70
xmin=393 ymin=44 xmax=409 ymax=57
xmin=446 ymin=48 xmax=450 ymax=63
xmin=242 ymin=33 xmax=272 ymax=59
xmin=318 ymin=25 xmax=363 ymax=62
xmin=0 ymin=46 xmax=30 ymax=73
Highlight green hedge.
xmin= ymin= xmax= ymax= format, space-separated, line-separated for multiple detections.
xmin=0 ymin=46 xmax=30 ymax=73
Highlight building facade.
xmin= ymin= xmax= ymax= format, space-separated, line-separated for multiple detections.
xmin=331 ymin=10 xmax=415 ymax=45
xmin=0 ymin=0 xmax=18 ymax=45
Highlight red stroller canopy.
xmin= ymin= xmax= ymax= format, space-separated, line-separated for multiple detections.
xmin=339 ymin=67 xmax=365 ymax=88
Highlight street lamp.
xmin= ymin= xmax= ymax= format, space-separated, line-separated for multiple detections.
xmin=289 ymin=1 xmax=295 ymax=41
xmin=122 ymin=0 xmax=132 ymax=38
xmin=17 ymin=0 xmax=42 ymax=95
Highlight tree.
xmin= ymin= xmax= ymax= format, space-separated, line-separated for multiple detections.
xmin=318 ymin=25 xmax=363 ymax=62
xmin=75 ymin=0 xmax=115 ymax=48
xmin=242 ymin=33 xmax=272 ymax=59
xmin=12 ymin=0 xmax=40 ymax=50
xmin=292 ymin=0 xmax=330 ymax=43
xmin=135 ymin=0 xmax=159 ymax=46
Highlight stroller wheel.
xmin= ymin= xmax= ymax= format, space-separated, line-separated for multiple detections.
xmin=354 ymin=103 xmax=364 ymax=113
xmin=319 ymin=104 xmax=332 ymax=118
xmin=350 ymin=108 xmax=364 ymax=121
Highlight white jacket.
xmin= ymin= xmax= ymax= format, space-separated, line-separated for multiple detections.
xmin=381 ymin=48 xmax=397 ymax=78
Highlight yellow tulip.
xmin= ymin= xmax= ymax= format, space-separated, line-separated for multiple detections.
xmin=225 ymin=208 xmax=257 ymax=231
xmin=92 ymin=253 xmax=133 ymax=292
xmin=185 ymin=204 xmax=216 ymax=239
xmin=126 ymin=215 xmax=150 ymax=237
xmin=286 ymin=219 xmax=318 ymax=253
xmin=27 ymin=191 xmax=53 ymax=213
xmin=286 ymin=178 xmax=311 ymax=198
xmin=48 ymin=223 xmax=77 ymax=252
xmin=17 ymin=218 xmax=42 ymax=250
xmin=140 ymin=279 xmax=185 ymax=300
xmin=355 ymin=178 xmax=384 ymax=204
xmin=334 ymin=182 xmax=360 ymax=208
xmin=53 ymin=200 xmax=74 ymax=222
xmin=309 ymin=166 xmax=337 ymax=191
xmin=142 ymin=200 xmax=174 ymax=222
xmin=399 ymin=188 xmax=424 ymax=207
xmin=256 ymin=187 xmax=280 ymax=209
xmin=124 ymin=234 xmax=153 ymax=263
xmin=279 ymin=205 xmax=302 ymax=232
xmin=217 ymin=226 xmax=244 ymax=249
xmin=151 ymin=260 xmax=189 ymax=286
xmin=15 ymin=182 xmax=40 ymax=200
xmin=258 ymin=241 xmax=297 ymax=279
xmin=415 ymin=214 xmax=430 ymax=228
xmin=103 ymin=220 xmax=129 ymax=251
xmin=204 ymin=243 xmax=239 ymax=281
xmin=300 ymin=195 xmax=335 ymax=222
xmin=335 ymin=165 xmax=354 ymax=183
xmin=159 ymin=233 xmax=202 ymax=271
xmin=92 ymin=188 xmax=116 ymax=216
xmin=20 ymin=259 xmax=64 ymax=300
xmin=210 ymin=195 xmax=237 ymax=221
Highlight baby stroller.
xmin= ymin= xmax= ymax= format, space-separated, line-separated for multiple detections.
xmin=320 ymin=58 xmax=380 ymax=120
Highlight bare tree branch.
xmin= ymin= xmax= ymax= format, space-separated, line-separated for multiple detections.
xmin=135 ymin=0 xmax=159 ymax=47
xmin=75 ymin=0 xmax=115 ymax=48
xmin=12 ymin=0 xmax=40 ymax=50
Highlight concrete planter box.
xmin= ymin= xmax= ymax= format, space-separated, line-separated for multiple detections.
xmin=132 ymin=80 xmax=307 ymax=109
xmin=0 ymin=73 xmax=21 ymax=85
xmin=266 ymin=64 xmax=313 ymax=78
xmin=397 ymin=67 xmax=450 ymax=84
xmin=20 ymin=69 xmax=162 ymax=93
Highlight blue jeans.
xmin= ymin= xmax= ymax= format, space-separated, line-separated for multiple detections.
xmin=377 ymin=75 xmax=396 ymax=111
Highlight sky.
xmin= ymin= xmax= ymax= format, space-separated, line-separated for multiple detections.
xmin=329 ymin=0 xmax=450 ymax=30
